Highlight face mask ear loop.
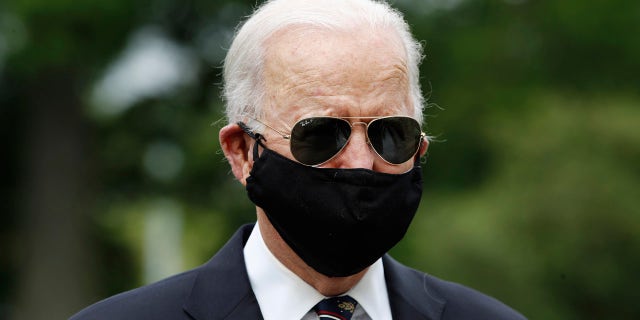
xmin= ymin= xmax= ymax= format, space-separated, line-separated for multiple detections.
xmin=413 ymin=134 xmax=428 ymax=166
xmin=237 ymin=121 xmax=267 ymax=161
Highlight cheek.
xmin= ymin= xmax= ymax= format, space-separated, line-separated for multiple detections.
xmin=261 ymin=133 xmax=295 ymax=160
xmin=372 ymin=158 xmax=415 ymax=174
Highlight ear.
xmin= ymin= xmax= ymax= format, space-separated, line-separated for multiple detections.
xmin=219 ymin=123 xmax=254 ymax=186
xmin=418 ymin=136 xmax=429 ymax=157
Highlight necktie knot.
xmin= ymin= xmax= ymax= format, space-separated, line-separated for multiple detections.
xmin=313 ymin=295 xmax=358 ymax=320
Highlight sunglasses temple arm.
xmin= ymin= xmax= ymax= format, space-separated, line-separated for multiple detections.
xmin=237 ymin=121 xmax=268 ymax=141
xmin=242 ymin=117 xmax=292 ymax=140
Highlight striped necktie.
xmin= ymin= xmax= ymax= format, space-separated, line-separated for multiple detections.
xmin=313 ymin=296 xmax=358 ymax=320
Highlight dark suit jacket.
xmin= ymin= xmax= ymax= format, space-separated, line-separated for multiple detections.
xmin=71 ymin=224 xmax=526 ymax=319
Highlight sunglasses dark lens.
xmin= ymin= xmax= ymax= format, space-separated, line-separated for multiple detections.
xmin=368 ymin=117 xmax=422 ymax=164
xmin=290 ymin=117 xmax=351 ymax=165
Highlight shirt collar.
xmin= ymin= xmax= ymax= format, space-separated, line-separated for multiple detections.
xmin=346 ymin=258 xmax=393 ymax=320
xmin=243 ymin=222 xmax=392 ymax=320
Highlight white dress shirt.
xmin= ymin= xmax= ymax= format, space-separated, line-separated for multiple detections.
xmin=244 ymin=221 xmax=393 ymax=320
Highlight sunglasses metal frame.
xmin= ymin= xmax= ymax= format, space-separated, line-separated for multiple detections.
xmin=242 ymin=115 xmax=426 ymax=166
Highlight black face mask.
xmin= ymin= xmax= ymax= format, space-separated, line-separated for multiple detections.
xmin=245 ymin=138 xmax=423 ymax=277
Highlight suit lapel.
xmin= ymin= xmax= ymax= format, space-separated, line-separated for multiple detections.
xmin=383 ymin=255 xmax=446 ymax=320
xmin=183 ymin=224 xmax=264 ymax=320
xmin=181 ymin=225 xmax=446 ymax=320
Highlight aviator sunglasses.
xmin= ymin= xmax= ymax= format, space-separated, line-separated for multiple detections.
xmin=240 ymin=116 xmax=425 ymax=166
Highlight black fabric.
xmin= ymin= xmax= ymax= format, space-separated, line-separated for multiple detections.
xmin=246 ymin=144 xmax=423 ymax=277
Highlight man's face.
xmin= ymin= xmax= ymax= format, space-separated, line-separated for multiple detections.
xmin=259 ymin=27 xmax=417 ymax=174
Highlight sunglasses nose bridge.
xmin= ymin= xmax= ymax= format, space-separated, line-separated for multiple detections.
xmin=348 ymin=121 xmax=371 ymax=144
xmin=333 ymin=121 xmax=377 ymax=167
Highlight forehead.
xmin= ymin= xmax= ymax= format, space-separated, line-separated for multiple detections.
xmin=262 ymin=26 xmax=411 ymax=119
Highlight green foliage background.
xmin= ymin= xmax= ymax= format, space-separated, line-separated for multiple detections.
xmin=1 ymin=0 xmax=638 ymax=319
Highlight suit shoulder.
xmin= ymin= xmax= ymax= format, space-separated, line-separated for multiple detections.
xmin=423 ymin=272 xmax=527 ymax=320
xmin=384 ymin=257 xmax=526 ymax=320
xmin=70 ymin=267 xmax=200 ymax=320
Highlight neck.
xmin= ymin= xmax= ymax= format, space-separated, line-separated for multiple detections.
xmin=256 ymin=211 xmax=367 ymax=296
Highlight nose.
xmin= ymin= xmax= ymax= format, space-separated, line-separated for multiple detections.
xmin=328 ymin=123 xmax=375 ymax=169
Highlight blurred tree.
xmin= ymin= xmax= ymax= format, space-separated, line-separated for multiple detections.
xmin=4 ymin=0 xmax=138 ymax=318
xmin=394 ymin=1 xmax=640 ymax=318
xmin=2 ymin=0 xmax=255 ymax=318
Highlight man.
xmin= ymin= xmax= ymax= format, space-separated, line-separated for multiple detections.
xmin=72 ymin=0 xmax=526 ymax=319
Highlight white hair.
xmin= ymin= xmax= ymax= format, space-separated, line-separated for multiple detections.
xmin=222 ymin=0 xmax=425 ymax=128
